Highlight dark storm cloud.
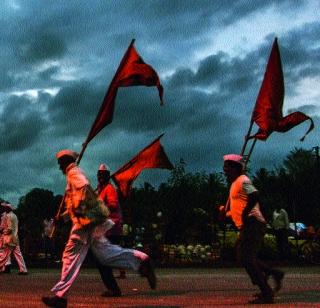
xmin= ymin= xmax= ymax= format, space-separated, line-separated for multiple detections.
xmin=106 ymin=85 xmax=229 ymax=137
xmin=47 ymin=81 xmax=103 ymax=138
xmin=168 ymin=49 xmax=259 ymax=99
xmin=93 ymin=34 xmax=288 ymax=152
xmin=19 ymin=33 xmax=66 ymax=63
xmin=0 ymin=0 xmax=318 ymax=204
xmin=0 ymin=96 xmax=47 ymax=153
xmin=274 ymin=22 xmax=320 ymax=88
xmin=0 ymin=36 xmax=65 ymax=92
xmin=0 ymin=9 xmax=67 ymax=77
xmin=142 ymin=0 xmax=295 ymax=31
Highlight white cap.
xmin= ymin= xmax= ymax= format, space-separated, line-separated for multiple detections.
xmin=223 ymin=154 xmax=244 ymax=166
xmin=98 ymin=163 xmax=110 ymax=171
xmin=56 ymin=149 xmax=79 ymax=160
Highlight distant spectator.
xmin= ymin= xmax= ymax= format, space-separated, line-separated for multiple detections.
xmin=0 ymin=204 xmax=11 ymax=273
xmin=272 ymin=204 xmax=290 ymax=260
xmin=0 ymin=202 xmax=28 ymax=275
xmin=42 ymin=218 xmax=55 ymax=260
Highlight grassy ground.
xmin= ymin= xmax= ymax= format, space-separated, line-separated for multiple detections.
xmin=1 ymin=266 xmax=320 ymax=307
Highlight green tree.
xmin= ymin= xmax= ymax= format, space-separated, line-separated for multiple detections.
xmin=16 ymin=188 xmax=62 ymax=256
xmin=253 ymin=148 xmax=320 ymax=227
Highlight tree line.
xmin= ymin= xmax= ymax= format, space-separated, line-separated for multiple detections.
xmin=7 ymin=147 xmax=320 ymax=257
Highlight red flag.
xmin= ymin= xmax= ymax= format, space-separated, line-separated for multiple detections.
xmin=250 ymin=38 xmax=314 ymax=141
xmin=112 ymin=134 xmax=174 ymax=198
xmin=86 ymin=39 xmax=163 ymax=144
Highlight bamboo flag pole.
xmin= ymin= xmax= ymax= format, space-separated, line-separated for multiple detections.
xmin=49 ymin=140 xmax=87 ymax=239
xmin=224 ymin=118 xmax=255 ymax=214
xmin=244 ymin=137 xmax=257 ymax=168
xmin=50 ymin=41 xmax=137 ymax=238
xmin=221 ymin=119 xmax=256 ymax=255
xmin=50 ymin=39 xmax=164 ymax=238
xmin=49 ymin=139 xmax=88 ymax=238
xmin=48 ymin=195 xmax=65 ymax=238
xmin=240 ymin=119 xmax=254 ymax=156
xmin=76 ymin=141 xmax=89 ymax=165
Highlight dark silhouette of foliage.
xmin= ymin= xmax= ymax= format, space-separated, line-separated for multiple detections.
xmin=123 ymin=159 xmax=226 ymax=245
xmin=11 ymin=148 xmax=320 ymax=258
xmin=253 ymin=148 xmax=320 ymax=227
xmin=15 ymin=188 xmax=62 ymax=256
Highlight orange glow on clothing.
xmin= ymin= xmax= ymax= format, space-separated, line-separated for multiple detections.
xmin=228 ymin=175 xmax=265 ymax=229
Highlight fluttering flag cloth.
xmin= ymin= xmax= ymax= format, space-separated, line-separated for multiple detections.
xmin=249 ymin=38 xmax=314 ymax=141
xmin=86 ymin=39 xmax=163 ymax=144
xmin=112 ymin=134 xmax=174 ymax=198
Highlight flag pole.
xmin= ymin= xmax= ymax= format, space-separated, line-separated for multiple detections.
xmin=240 ymin=119 xmax=254 ymax=156
xmin=222 ymin=118 xmax=255 ymax=256
xmin=244 ymin=138 xmax=257 ymax=168
xmin=48 ymin=195 xmax=65 ymax=238
xmin=76 ymin=140 xmax=89 ymax=165
xmin=50 ymin=139 xmax=88 ymax=239
xmin=225 ymin=117 xmax=254 ymax=213
xmin=51 ymin=38 xmax=164 ymax=237
xmin=74 ymin=39 xmax=137 ymax=166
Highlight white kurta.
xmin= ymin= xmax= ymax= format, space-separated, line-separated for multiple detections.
xmin=0 ymin=211 xmax=27 ymax=273
xmin=0 ymin=212 xmax=11 ymax=267
xmin=51 ymin=163 xmax=148 ymax=298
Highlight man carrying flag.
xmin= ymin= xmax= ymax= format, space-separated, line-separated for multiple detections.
xmin=78 ymin=39 xmax=164 ymax=162
xmin=44 ymin=40 xmax=164 ymax=307
xmin=219 ymin=154 xmax=284 ymax=304
xmin=42 ymin=150 xmax=156 ymax=308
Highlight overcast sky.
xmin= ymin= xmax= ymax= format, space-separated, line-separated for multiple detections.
xmin=0 ymin=0 xmax=319 ymax=205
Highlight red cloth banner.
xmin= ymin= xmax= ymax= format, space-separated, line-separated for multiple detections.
xmin=86 ymin=39 xmax=163 ymax=144
xmin=112 ymin=134 xmax=173 ymax=198
xmin=250 ymin=38 xmax=313 ymax=141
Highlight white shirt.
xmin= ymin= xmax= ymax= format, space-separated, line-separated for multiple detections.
xmin=272 ymin=209 xmax=289 ymax=230
xmin=2 ymin=212 xmax=19 ymax=246
xmin=64 ymin=163 xmax=90 ymax=225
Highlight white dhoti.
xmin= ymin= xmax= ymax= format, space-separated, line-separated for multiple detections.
xmin=91 ymin=239 xmax=148 ymax=271
xmin=51 ymin=225 xmax=90 ymax=298
xmin=0 ymin=236 xmax=11 ymax=269
xmin=51 ymin=221 xmax=148 ymax=298
xmin=91 ymin=221 xmax=148 ymax=270
xmin=0 ymin=245 xmax=27 ymax=273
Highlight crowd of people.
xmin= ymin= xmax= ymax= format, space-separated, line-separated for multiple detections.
xmin=0 ymin=150 xmax=288 ymax=306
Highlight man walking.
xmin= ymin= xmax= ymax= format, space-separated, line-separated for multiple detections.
xmin=0 ymin=204 xmax=12 ymax=273
xmin=219 ymin=154 xmax=284 ymax=304
xmin=0 ymin=202 xmax=28 ymax=275
xmin=97 ymin=163 xmax=126 ymax=280
xmin=42 ymin=149 xmax=156 ymax=308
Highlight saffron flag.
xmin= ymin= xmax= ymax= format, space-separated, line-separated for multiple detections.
xmin=86 ymin=39 xmax=163 ymax=144
xmin=249 ymin=38 xmax=314 ymax=141
xmin=112 ymin=134 xmax=174 ymax=198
